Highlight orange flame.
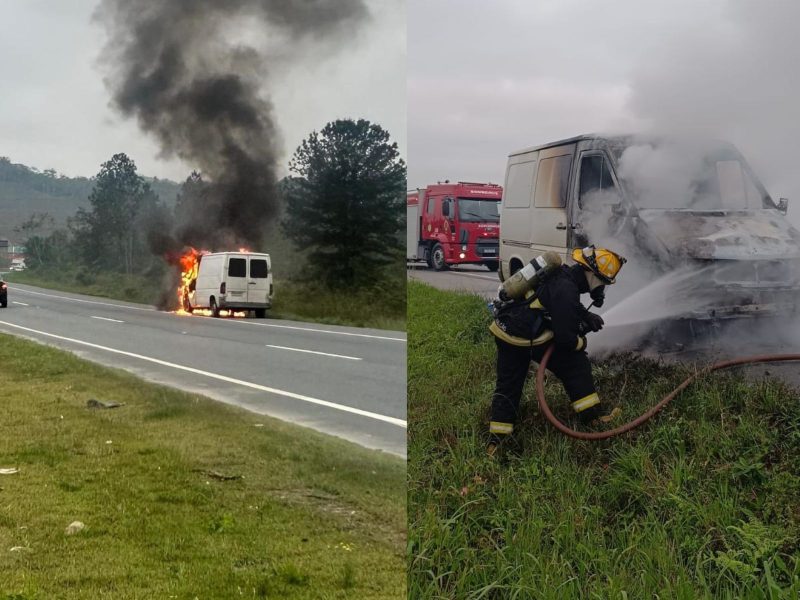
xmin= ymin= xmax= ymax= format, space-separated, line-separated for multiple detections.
xmin=173 ymin=247 xmax=247 ymax=318
xmin=176 ymin=247 xmax=206 ymax=315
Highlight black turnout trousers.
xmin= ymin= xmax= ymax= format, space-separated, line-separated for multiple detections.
xmin=490 ymin=337 xmax=596 ymax=430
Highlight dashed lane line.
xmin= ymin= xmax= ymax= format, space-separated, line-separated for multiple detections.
xmin=11 ymin=287 xmax=406 ymax=342
xmin=0 ymin=320 xmax=406 ymax=428
xmin=265 ymin=344 xmax=362 ymax=361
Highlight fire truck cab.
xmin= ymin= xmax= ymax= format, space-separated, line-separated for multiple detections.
xmin=407 ymin=181 xmax=502 ymax=271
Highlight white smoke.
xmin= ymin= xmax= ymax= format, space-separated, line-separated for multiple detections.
xmin=625 ymin=0 xmax=800 ymax=228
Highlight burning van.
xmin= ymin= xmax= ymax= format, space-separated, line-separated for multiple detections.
xmin=499 ymin=134 xmax=800 ymax=329
xmin=182 ymin=250 xmax=273 ymax=318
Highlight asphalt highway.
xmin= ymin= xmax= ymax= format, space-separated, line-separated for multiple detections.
xmin=407 ymin=264 xmax=500 ymax=298
xmin=0 ymin=283 xmax=407 ymax=457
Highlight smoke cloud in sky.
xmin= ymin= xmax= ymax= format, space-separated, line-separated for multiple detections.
xmin=409 ymin=0 xmax=800 ymax=229
xmin=625 ymin=0 xmax=800 ymax=226
xmin=95 ymin=0 xmax=368 ymax=251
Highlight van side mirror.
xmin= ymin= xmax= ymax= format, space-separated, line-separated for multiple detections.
xmin=778 ymin=197 xmax=789 ymax=215
xmin=609 ymin=203 xmax=625 ymax=216
xmin=442 ymin=201 xmax=450 ymax=217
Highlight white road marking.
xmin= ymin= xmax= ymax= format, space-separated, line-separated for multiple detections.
xmin=12 ymin=287 xmax=155 ymax=312
xmin=265 ymin=344 xmax=362 ymax=361
xmin=12 ymin=301 xmax=28 ymax=306
xmin=0 ymin=320 xmax=406 ymax=428
xmin=238 ymin=320 xmax=406 ymax=342
xmin=11 ymin=285 xmax=406 ymax=342
xmin=90 ymin=316 xmax=125 ymax=323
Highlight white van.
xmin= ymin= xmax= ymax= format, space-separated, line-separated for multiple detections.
xmin=499 ymin=133 xmax=800 ymax=322
xmin=187 ymin=251 xmax=273 ymax=318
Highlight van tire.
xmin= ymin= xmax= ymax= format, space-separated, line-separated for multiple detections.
xmin=485 ymin=261 xmax=499 ymax=272
xmin=255 ymin=308 xmax=266 ymax=318
xmin=210 ymin=297 xmax=220 ymax=318
xmin=509 ymin=259 xmax=523 ymax=276
xmin=431 ymin=243 xmax=448 ymax=271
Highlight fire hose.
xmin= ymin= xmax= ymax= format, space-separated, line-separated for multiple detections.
xmin=535 ymin=344 xmax=800 ymax=441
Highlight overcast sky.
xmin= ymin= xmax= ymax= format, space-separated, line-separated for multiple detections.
xmin=409 ymin=0 xmax=800 ymax=224
xmin=0 ymin=0 xmax=405 ymax=181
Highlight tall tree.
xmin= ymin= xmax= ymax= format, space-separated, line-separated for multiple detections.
xmin=72 ymin=153 xmax=162 ymax=274
xmin=281 ymin=119 xmax=406 ymax=288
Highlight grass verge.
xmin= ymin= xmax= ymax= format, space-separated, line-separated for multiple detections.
xmin=0 ymin=334 xmax=405 ymax=599
xmin=408 ymin=281 xmax=800 ymax=599
xmin=6 ymin=267 xmax=406 ymax=331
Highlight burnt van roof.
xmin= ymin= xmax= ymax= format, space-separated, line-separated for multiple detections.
xmin=508 ymin=133 xmax=735 ymax=157
xmin=508 ymin=133 xmax=629 ymax=157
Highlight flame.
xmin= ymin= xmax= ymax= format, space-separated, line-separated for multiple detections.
xmin=176 ymin=247 xmax=206 ymax=315
xmin=173 ymin=247 xmax=246 ymax=318
xmin=238 ymin=247 xmax=250 ymax=253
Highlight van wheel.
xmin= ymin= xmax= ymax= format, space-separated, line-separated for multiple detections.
xmin=485 ymin=261 xmax=499 ymax=272
xmin=509 ymin=259 xmax=523 ymax=276
xmin=210 ymin=297 xmax=220 ymax=318
xmin=431 ymin=243 xmax=448 ymax=271
xmin=255 ymin=308 xmax=266 ymax=318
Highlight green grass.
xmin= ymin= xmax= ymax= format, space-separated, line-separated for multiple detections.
xmin=271 ymin=277 xmax=406 ymax=331
xmin=7 ymin=267 xmax=155 ymax=305
xmin=408 ymin=281 xmax=800 ymax=599
xmin=0 ymin=334 xmax=405 ymax=599
xmin=6 ymin=266 xmax=406 ymax=331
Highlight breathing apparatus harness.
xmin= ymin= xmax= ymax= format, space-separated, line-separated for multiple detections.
xmin=494 ymin=250 xmax=800 ymax=441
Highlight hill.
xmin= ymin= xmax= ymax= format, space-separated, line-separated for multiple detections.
xmin=408 ymin=281 xmax=800 ymax=598
xmin=0 ymin=156 xmax=180 ymax=241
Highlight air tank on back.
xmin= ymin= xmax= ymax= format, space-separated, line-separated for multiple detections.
xmin=500 ymin=251 xmax=562 ymax=300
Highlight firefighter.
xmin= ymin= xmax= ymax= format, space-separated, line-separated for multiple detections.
xmin=487 ymin=246 xmax=626 ymax=454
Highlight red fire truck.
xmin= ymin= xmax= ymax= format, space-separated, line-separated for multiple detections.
xmin=407 ymin=181 xmax=502 ymax=271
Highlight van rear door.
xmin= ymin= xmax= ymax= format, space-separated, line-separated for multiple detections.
xmin=248 ymin=256 xmax=270 ymax=304
xmin=226 ymin=255 xmax=248 ymax=306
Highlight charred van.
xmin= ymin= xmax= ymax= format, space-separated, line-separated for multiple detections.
xmin=499 ymin=134 xmax=799 ymax=323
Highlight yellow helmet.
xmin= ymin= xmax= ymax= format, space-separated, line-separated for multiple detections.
xmin=571 ymin=246 xmax=626 ymax=284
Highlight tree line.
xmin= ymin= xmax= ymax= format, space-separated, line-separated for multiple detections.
xmin=18 ymin=118 xmax=406 ymax=291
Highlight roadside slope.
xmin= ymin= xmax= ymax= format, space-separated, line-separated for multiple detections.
xmin=408 ymin=281 xmax=800 ymax=599
xmin=0 ymin=334 xmax=405 ymax=599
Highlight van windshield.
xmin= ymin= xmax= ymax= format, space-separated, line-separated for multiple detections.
xmin=615 ymin=141 xmax=768 ymax=211
xmin=457 ymin=198 xmax=500 ymax=222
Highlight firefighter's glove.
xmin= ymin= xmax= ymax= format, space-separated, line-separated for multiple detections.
xmin=590 ymin=285 xmax=606 ymax=308
xmin=583 ymin=312 xmax=604 ymax=333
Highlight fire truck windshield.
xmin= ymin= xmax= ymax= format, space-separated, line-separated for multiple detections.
xmin=457 ymin=198 xmax=500 ymax=222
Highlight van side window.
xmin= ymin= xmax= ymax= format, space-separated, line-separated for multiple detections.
xmin=579 ymin=155 xmax=619 ymax=208
xmin=534 ymin=155 xmax=571 ymax=208
xmin=228 ymin=258 xmax=246 ymax=277
xmin=250 ymin=259 xmax=268 ymax=278
xmin=505 ymin=161 xmax=536 ymax=208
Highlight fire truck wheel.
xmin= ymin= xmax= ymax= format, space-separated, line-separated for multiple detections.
xmin=486 ymin=261 xmax=499 ymax=272
xmin=210 ymin=297 xmax=221 ymax=318
xmin=431 ymin=243 xmax=448 ymax=271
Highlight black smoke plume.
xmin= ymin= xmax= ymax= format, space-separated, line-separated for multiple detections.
xmin=95 ymin=0 xmax=368 ymax=256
